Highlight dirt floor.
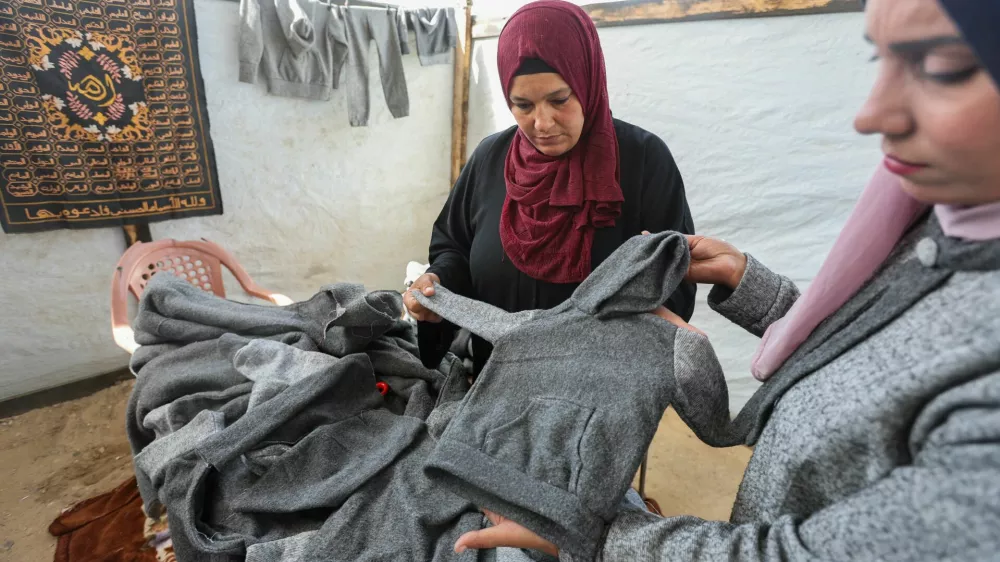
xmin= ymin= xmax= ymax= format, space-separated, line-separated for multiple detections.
xmin=0 ymin=380 xmax=751 ymax=562
xmin=0 ymin=381 xmax=135 ymax=562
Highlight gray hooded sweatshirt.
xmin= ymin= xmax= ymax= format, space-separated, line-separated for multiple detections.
xmin=239 ymin=0 xmax=348 ymax=100
xmin=414 ymin=231 xmax=736 ymax=562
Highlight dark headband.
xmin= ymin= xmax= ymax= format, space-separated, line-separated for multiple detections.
xmin=513 ymin=58 xmax=558 ymax=77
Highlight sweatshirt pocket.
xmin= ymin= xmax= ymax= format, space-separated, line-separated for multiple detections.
xmin=482 ymin=397 xmax=594 ymax=493
xmin=277 ymin=47 xmax=315 ymax=84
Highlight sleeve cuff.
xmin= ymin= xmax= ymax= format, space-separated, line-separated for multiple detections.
xmin=425 ymin=264 xmax=447 ymax=285
xmin=707 ymin=254 xmax=789 ymax=337
xmin=239 ymin=62 xmax=258 ymax=84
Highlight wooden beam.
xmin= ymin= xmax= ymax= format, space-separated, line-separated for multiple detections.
xmin=450 ymin=1 xmax=475 ymax=187
xmin=121 ymin=223 xmax=152 ymax=247
xmin=473 ymin=0 xmax=861 ymax=39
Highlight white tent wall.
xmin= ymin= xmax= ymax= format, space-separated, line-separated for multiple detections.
xmin=468 ymin=12 xmax=879 ymax=411
xmin=0 ymin=0 xmax=454 ymax=401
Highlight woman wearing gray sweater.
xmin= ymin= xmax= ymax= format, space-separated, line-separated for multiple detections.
xmin=453 ymin=0 xmax=1000 ymax=559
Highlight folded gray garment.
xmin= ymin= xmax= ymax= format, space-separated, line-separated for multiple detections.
xmin=415 ymin=231 xmax=736 ymax=562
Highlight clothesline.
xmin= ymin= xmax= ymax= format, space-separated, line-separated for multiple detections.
xmin=325 ymin=0 xmax=464 ymax=32
xmin=338 ymin=0 xmax=465 ymax=7
xmin=239 ymin=0 xmax=461 ymax=127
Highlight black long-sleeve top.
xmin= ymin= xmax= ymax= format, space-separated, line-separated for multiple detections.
xmin=420 ymin=119 xmax=696 ymax=374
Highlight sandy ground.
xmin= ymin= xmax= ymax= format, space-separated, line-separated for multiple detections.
xmin=0 ymin=381 xmax=135 ymax=562
xmin=0 ymin=380 xmax=751 ymax=562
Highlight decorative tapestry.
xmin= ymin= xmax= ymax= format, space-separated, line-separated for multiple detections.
xmin=0 ymin=0 xmax=222 ymax=233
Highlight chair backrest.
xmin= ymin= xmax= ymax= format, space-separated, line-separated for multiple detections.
xmin=120 ymin=239 xmax=228 ymax=299
xmin=111 ymin=238 xmax=291 ymax=354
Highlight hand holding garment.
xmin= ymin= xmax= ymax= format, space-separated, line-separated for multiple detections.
xmin=415 ymin=231 xmax=735 ymax=562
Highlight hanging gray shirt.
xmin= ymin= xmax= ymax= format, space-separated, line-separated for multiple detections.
xmin=239 ymin=0 xmax=348 ymax=100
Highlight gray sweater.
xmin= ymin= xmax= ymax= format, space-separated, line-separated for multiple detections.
xmin=415 ymin=232 xmax=733 ymax=562
xmin=239 ymin=0 xmax=348 ymax=100
xmin=589 ymin=216 xmax=1000 ymax=561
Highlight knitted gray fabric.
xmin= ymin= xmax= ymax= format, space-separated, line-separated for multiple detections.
xmin=133 ymin=409 xmax=225 ymax=498
xmin=587 ymin=217 xmax=1000 ymax=562
xmin=128 ymin=274 xmax=489 ymax=561
xmin=142 ymin=383 xmax=252 ymax=440
xmin=160 ymin=352 xmax=378 ymax=562
xmin=155 ymin=346 xmax=483 ymax=562
xmin=239 ymin=0 xmax=348 ymax=100
xmin=246 ymin=531 xmax=316 ymax=562
xmin=414 ymin=232 xmax=734 ymax=562
xmin=294 ymin=424 xmax=484 ymax=562
xmin=128 ymin=273 xmax=417 ymax=465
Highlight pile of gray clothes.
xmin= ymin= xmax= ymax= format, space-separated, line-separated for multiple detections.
xmin=127 ymin=273 xmax=485 ymax=561
xmin=126 ymin=231 xmax=735 ymax=561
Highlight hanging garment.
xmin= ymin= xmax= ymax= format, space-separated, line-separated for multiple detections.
xmin=408 ymin=8 xmax=458 ymax=66
xmin=345 ymin=0 xmax=412 ymax=55
xmin=397 ymin=6 xmax=412 ymax=55
xmin=335 ymin=6 xmax=410 ymax=126
xmin=413 ymin=231 xmax=736 ymax=562
xmin=239 ymin=0 xmax=349 ymax=100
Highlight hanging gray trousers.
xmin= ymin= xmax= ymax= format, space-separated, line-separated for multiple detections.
xmin=336 ymin=6 xmax=409 ymax=127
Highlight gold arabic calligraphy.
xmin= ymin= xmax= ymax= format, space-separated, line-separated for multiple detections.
xmin=26 ymin=197 xmax=209 ymax=221
xmin=68 ymin=74 xmax=118 ymax=107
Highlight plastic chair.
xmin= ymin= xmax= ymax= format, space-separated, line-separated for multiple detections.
xmin=111 ymin=238 xmax=293 ymax=354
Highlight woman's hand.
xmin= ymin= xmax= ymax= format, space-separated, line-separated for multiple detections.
xmin=403 ymin=273 xmax=443 ymax=323
xmin=454 ymin=509 xmax=558 ymax=557
xmin=685 ymin=235 xmax=747 ymax=290
xmin=640 ymin=230 xmax=747 ymax=290
xmin=653 ymin=305 xmax=706 ymax=337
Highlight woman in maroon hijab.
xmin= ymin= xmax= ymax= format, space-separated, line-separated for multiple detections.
xmin=404 ymin=0 xmax=697 ymax=376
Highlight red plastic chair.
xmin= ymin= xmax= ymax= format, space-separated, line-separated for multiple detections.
xmin=111 ymin=238 xmax=292 ymax=354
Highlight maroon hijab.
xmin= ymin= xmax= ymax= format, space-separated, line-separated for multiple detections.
xmin=497 ymin=0 xmax=623 ymax=284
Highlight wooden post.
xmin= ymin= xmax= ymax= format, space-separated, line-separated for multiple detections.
xmin=450 ymin=0 xmax=474 ymax=187
xmin=122 ymin=223 xmax=152 ymax=247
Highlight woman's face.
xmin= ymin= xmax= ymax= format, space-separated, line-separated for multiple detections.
xmin=854 ymin=0 xmax=1000 ymax=206
xmin=509 ymin=72 xmax=585 ymax=157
